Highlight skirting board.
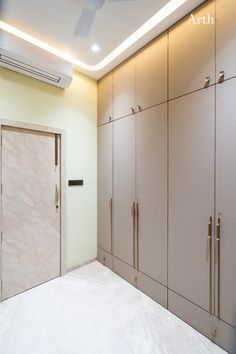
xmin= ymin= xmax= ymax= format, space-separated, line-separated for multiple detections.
xmin=66 ymin=257 xmax=97 ymax=273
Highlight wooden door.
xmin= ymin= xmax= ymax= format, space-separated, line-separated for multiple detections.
xmin=1 ymin=127 xmax=60 ymax=300
xmin=113 ymin=58 xmax=135 ymax=120
xmin=136 ymin=104 xmax=167 ymax=285
xmin=98 ymin=123 xmax=113 ymax=253
xmin=169 ymin=87 xmax=215 ymax=312
xmin=113 ymin=116 xmax=135 ymax=266
xmin=216 ymin=78 xmax=236 ymax=328
xmin=98 ymin=72 xmax=113 ymax=125
xmin=136 ymin=33 xmax=168 ymax=110
xmin=216 ymin=0 xmax=236 ymax=82
xmin=169 ymin=0 xmax=215 ymax=99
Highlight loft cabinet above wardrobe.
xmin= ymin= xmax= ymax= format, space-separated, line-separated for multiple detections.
xmin=98 ymin=0 xmax=236 ymax=125
xmin=113 ymin=58 xmax=136 ymax=120
xmin=216 ymin=0 xmax=236 ymax=82
xmin=97 ymin=32 xmax=168 ymax=124
xmin=136 ymin=33 xmax=167 ymax=111
xmin=97 ymin=72 xmax=113 ymax=125
xmin=113 ymin=33 xmax=168 ymax=120
xmin=169 ymin=0 xmax=215 ymax=99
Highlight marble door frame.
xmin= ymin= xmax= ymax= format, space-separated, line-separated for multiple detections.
xmin=0 ymin=117 xmax=66 ymax=302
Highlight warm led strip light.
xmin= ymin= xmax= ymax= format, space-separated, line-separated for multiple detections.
xmin=0 ymin=0 xmax=188 ymax=72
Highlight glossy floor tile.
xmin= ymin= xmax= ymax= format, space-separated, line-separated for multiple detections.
xmin=0 ymin=261 xmax=226 ymax=354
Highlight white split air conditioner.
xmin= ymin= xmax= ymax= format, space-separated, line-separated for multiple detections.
xmin=0 ymin=31 xmax=73 ymax=88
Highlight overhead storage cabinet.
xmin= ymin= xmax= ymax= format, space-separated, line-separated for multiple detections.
xmin=169 ymin=0 xmax=215 ymax=99
xmin=97 ymin=72 xmax=113 ymax=125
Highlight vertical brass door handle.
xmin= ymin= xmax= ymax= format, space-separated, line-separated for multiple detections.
xmin=136 ymin=202 xmax=139 ymax=271
xmin=55 ymin=184 xmax=60 ymax=209
xmin=208 ymin=216 xmax=213 ymax=314
xmin=132 ymin=202 xmax=136 ymax=268
xmin=216 ymin=218 xmax=221 ymax=319
xmin=109 ymin=198 xmax=113 ymax=254
xmin=55 ymin=134 xmax=59 ymax=166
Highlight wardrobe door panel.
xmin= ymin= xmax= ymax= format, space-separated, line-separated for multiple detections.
xmin=216 ymin=78 xmax=236 ymax=328
xmin=98 ymin=123 xmax=113 ymax=253
xmin=113 ymin=116 xmax=135 ymax=266
xmin=113 ymin=58 xmax=135 ymax=119
xmin=216 ymin=0 xmax=236 ymax=82
xmin=136 ymin=104 xmax=167 ymax=285
xmin=169 ymin=88 xmax=215 ymax=312
xmin=98 ymin=72 xmax=113 ymax=125
xmin=136 ymin=33 xmax=167 ymax=110
xmin=169 ymin=0 xmax=215 ymax=99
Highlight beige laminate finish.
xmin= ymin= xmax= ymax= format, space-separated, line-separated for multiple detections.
xmin=113 ymin=116 xmax=135 ymax=266
xmin=216 ymin=78 xmax=236 ymax=329
xmin=216 ymin=0 xmax=236 ymax=82
xmin=137 ymin=271 xmax=167 ymax=309
xmin=168 ymin=289 xmax=216 ymax=344
xmin=169 ymin=0 xmax=215 ymax=99
xmin=98 ymin=123 xmax=113 ymax=253
xmin=97 ymin=248 xmax=113 ymax=270
xmin=136 ymin=33 xmax=168 ymax=110
xmin=1 ymin=126 xmax=61 ymax=300
xmin=169 ymin=88 xmax=215 ymax=312
xmin=168 ymin=289 xmax=236 ymax=354
xmin=136 ymin=104 xmax=167 ymax=286
xmin=98 ymin=72 xmax=113 ymax=125
xmin=113 ymin=257 xmax=137 ymax=287
xmin=113 ymin=58 xmax=135 ymax=120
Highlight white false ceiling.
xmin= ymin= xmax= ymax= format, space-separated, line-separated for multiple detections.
xmin=1 ymin=0 xmax=205 ymax=79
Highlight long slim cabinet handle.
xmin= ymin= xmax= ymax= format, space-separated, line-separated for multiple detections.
xmin=136 ymin=202 xmax=139 ymax=271
xmin=55 ymin=184 xmax=60 ymax=209
xmin=109 ymin=198 xmax=113 ymax=254
xmin=131 ymin=202 xmax=136 ymax=268
xmin=208 ymin=216 xmax=213 ymax=314
xmin=216 ymin=218 xmax=221 ymax=319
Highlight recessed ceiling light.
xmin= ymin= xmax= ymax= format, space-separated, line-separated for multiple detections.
xmin=0 ymin=0 xmax=190 ymax=72
xmin=91 ymin=44 xmax=100 ymax=53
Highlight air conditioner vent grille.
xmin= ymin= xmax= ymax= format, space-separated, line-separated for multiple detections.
xmin=0 ymin=54 xmax=61 ymax=83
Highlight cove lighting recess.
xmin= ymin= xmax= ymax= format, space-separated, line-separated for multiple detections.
xmin=0 ymin=0 xmax=188 ymax=72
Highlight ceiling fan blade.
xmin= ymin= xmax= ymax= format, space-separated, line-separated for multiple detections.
xmin=73 ymin=6 xmax=96 ymax=38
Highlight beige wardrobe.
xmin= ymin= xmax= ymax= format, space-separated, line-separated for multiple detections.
xmin=97 ymin=0 xmax=236 ymax=353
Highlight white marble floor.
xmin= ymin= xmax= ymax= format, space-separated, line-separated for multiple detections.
xmin=0 ymin=261 xmax=226 ymax=354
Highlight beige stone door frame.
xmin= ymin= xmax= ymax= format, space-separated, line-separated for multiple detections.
xmin=0 ymin=117 xmax=66 ymax=302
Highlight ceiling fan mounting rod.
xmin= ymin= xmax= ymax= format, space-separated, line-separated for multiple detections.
xmin=85 ymin=0 xmax=106 ymax=11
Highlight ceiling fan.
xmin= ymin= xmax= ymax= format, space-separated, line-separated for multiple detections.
xmin=73 ymin=0 xmax=138 ymax=38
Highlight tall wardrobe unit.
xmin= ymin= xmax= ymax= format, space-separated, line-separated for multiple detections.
xmin=98 ymin=1 xmax=236 ymax=353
